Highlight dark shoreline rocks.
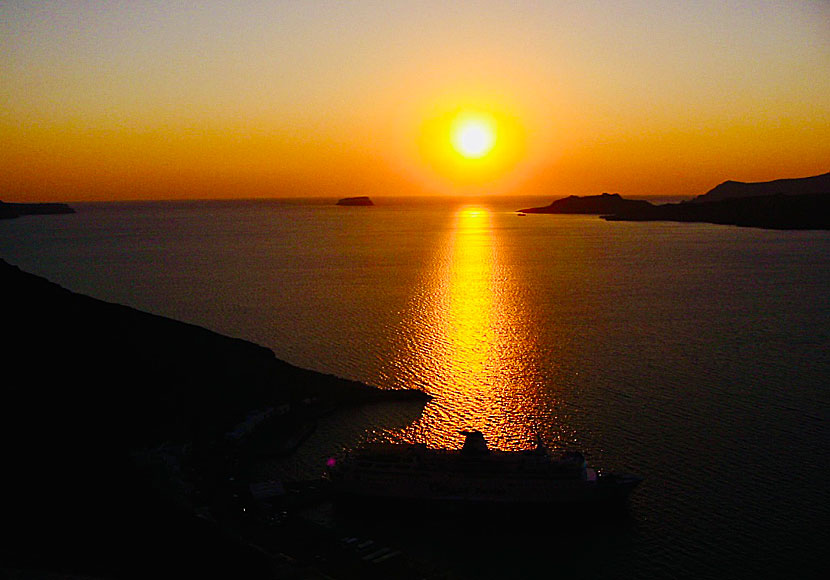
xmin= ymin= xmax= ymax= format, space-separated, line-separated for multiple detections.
xmin=336 ymin=196 xmax=374 ymax=206
xmin=0 ymin=200 xmax=75 ymax=219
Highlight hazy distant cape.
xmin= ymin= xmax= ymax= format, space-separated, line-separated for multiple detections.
xmin=690 ymin=172 xmax=830 ymax=203
xmin=522 ymin=172 xmax=830 ymax=230
xmin=0 ymin=200 xmax=74 ymax=219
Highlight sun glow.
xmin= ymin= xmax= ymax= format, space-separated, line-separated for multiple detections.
xmin=451 ymin=116 xmax=496 ymax=159
xmin=415 ymin=105 xmax=527 ymax=192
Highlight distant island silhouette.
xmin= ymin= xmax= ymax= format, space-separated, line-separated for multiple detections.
xmin=1 ymin=259 xmax=427 ymax=578
xmin=336 ymin=196 xmax=374 ymax=206
xmin=520 ymin=172 xmax=830 ymax=230
xmin=0 ymin=200 xmax=74 ymax=219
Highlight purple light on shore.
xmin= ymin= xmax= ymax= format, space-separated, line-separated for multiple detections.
xmin=326 ymin=457 xmax=337 ymax=467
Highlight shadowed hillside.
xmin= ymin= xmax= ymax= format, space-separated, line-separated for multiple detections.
xmin=0 ymin=259 xmax=425 ymax=578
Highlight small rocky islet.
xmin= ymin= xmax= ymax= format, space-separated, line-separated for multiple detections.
xmin=336 ymin=196 xmax=374 ymax=206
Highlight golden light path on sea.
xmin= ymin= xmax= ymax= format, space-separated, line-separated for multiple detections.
xmin=379 ymin=206 xmax=573 ymax=451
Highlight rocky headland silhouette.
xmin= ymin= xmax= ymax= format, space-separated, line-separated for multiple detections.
xmin=336 ymin=196 xmax=374 ymax=206
xmin=518 ymin=192 xmax=652 ymax=215
xmin=0 ymin=200 xmax=75 ymax=219
xmin=1 ymin=259 xmax=427 ymax=578
xmin=520 ymin=172 xmax=830 ymax=230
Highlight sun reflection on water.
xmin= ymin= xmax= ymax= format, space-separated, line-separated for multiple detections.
xmin=444 ymin=207 xmax=497 ymax=392
xmin=379 ymin=205 xmax=575 ymax=451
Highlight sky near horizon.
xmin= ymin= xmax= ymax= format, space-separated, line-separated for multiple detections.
xmin=2 ymin=1 xmax=828 ymax=202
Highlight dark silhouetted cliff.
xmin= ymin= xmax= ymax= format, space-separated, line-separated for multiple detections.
xmin=518 ymin=193 xmax=655 ymax=214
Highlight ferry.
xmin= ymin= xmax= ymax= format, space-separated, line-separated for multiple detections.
xmin=326 ymin=430 xmax=642 ymax=508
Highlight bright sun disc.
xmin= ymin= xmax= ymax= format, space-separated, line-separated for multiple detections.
xmin=451 ymin=116 xmax=496 ymax=159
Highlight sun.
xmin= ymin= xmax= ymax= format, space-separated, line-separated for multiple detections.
xmin=450 ymin=114 xmax=496 ymax=159
xmin=415 ymin=104 xmax=525 ymax=190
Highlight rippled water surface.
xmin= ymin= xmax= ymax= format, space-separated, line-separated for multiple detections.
xmin=2 ymin=197 xmax=828 ymax=578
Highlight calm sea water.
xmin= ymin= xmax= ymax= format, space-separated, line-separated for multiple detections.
xmin=2 ymin=197 xmax=828 ymax=578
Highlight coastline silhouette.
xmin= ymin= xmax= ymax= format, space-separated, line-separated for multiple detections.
xmin=519 ymin=172 xmax=830 ymax=230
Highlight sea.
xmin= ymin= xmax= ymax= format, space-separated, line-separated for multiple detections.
xmin=2 ymin=196 xmax=828 ymax=579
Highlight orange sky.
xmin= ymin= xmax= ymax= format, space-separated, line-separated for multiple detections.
xmin=2 ymin=2 xmax=828 ymax=202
